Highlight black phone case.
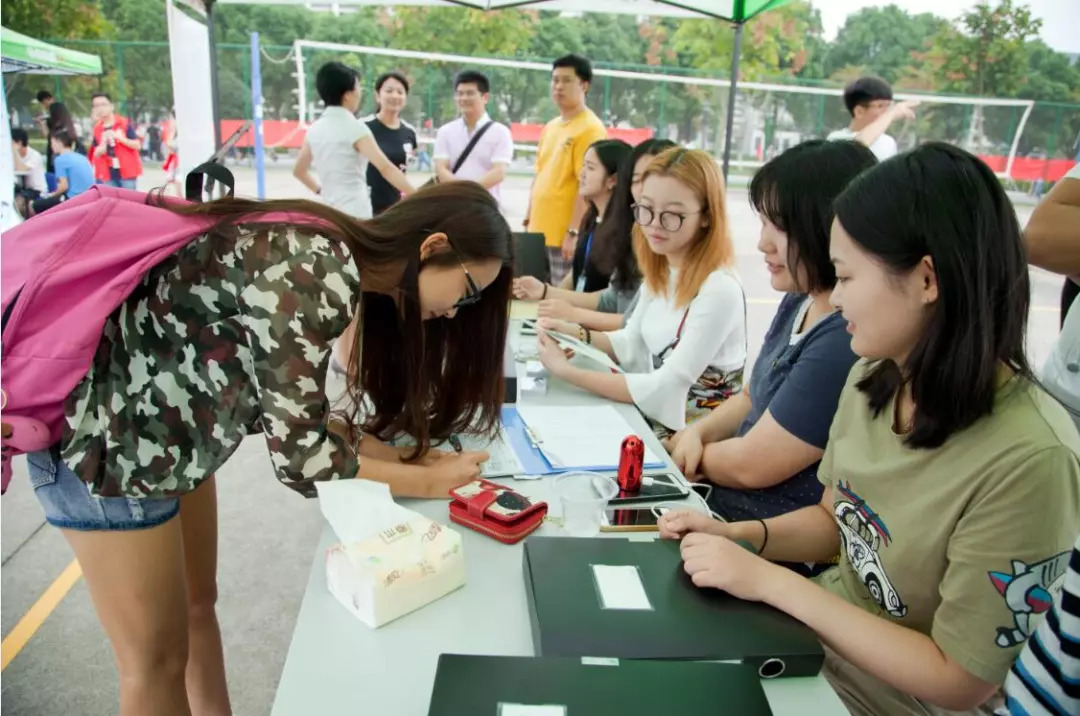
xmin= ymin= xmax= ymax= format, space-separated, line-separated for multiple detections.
xmin=607 ymin=475 xmax=689 ymax=505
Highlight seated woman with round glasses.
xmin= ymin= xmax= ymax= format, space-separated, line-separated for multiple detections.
xmin=538 ymin=147 xmax=746 ymax=436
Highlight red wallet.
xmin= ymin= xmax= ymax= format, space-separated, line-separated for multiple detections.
xmin=448 ymin=479 xmax=548 ymax=545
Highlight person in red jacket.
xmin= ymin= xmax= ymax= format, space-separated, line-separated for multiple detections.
xmin=89 ymin=92 xmax=143 ymax=189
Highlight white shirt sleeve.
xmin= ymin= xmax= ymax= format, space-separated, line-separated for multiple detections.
xmin=623 ymin=273 xmax=746 ymax=431
xmin=871 ymin=134 xmax=898 ymax=161
xmin=607 ymin=287 xmax=653 ymax=374
xmin=433 ymin=125 xmax=451 ymax=161
xmin=491 ymin=123 xmax=514 ymax=165
xmin=349 ymin=116 xmax=372 ymax=147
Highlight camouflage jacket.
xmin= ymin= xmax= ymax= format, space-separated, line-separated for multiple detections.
xmin=60 ymin=226 xmax=361 ymax=499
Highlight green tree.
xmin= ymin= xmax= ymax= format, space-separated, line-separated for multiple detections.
xmin=98 ymin=0 xmax=173 ymax=120
xmin=671 ymin=2 xmax=824 ymax=151
xmin=931 ymin=0 xmax=1042 ymax=97
xmin=824 ymin=6 xmax=948 ymax=84
xmin=2 ymin=0 xmax=110 ymax=40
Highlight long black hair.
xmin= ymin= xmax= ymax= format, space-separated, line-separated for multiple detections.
xmin=834 ymin=142 xmax=1032 ymax=448
xmin=155 ymin=182 xmax=513 ymax=457
xmin=750 ymin=139 xmax=876 ymax=293
xmin=578 ymin=139 xmax=632 ymax=273
xmin=48 ymin=101 xmax=79 ymax=146
xmin=594 ymin=138 xmax=677 ymax=291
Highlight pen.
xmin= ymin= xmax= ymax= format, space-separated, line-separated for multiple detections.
xmin=521 ymin=423 xmax=542 ymax=450
xmin=448 ymin=434 xmax=463 ymax=453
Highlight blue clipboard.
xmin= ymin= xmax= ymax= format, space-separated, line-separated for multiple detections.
xmin=501 ymin=405 xmax=666 ymax=475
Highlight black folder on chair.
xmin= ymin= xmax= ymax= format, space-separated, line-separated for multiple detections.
xmin=513 ymin=232 xmax=551 ymax=283
xmin=522 ymin=537 xmax=824 ymax=678
xmin=427 ymin=654 xmax=773 ymax=716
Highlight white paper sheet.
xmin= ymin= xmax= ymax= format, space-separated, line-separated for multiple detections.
xmin=515 ymin=404 xmax=662 ymax=469
xmin=592 ymin=565 xmax=653 ymax=611
xmin=546 ymin=331 xmax=623 ymax=373
xmin=499 ymin=705 xmax=567 ymax=716
xmin=458 ymin=428 xmax=526 ymax=477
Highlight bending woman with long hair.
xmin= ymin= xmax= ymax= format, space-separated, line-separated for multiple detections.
xmin=25 ymin=182 xmax=513 ymax=714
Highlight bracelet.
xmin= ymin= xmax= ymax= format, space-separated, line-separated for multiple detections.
xmin=584 ymin=327 xmax=592 ymax=344
xmin=755 ymin=518 xmax=769 ymax=556
xmin=578 ymin=325 xmax=587 ymax=343
xmin=541 ymin=284 xmax=548 ymax=300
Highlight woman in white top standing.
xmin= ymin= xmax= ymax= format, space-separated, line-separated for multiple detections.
xmin=538 ymin=147 xmax=746 ymax=434
xmin=293 ymin=61 xmax=415 ymax=218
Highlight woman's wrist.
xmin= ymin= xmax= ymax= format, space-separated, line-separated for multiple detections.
xmin=728 ymin=519 xmax=767 ymax=549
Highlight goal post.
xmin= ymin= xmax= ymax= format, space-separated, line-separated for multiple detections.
xmin=291 ymin=39 xmax=1037 ymax=179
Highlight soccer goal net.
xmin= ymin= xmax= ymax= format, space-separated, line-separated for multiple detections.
xmin=292 ymin=39 xmax=1036 ymax=179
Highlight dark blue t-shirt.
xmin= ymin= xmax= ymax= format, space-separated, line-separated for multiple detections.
xmin=707 ymin=293 xmax=857 ymax=521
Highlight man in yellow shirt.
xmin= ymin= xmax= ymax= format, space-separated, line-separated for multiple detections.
xmin=525 ymin=54 xmax=608 ymax=284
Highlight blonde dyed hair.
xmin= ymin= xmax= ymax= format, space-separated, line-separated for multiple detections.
xmin=632 ymin=147 xmax=734 ymax=307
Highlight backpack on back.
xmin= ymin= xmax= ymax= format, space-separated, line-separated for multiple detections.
xmin=0 ymin=185 xmax=223 ymax=493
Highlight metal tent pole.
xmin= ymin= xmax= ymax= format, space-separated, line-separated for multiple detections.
xmin=721 ymin=21 xmax=744 ymax=183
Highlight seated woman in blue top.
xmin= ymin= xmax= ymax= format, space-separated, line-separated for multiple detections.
xmin=667 ymin=139 xmax=876 ymax=521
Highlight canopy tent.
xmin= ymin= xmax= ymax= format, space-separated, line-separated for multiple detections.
xmin=213 ymin=0 xmax=794 ymax=180
xmin=1 ymin=28 xmax=103 ymax=75
xmin=1 ymin=28 xmax=103 ymax=230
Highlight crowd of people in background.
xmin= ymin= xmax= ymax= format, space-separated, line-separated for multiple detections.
xmin=6 ymin=49 xmax=1080 ymax=716
xmin=10 ymin=89 xmax=149 ymax=218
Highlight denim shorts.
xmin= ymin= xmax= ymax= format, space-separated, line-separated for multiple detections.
xmin=27 ymin=450 xmax=179 ymax=531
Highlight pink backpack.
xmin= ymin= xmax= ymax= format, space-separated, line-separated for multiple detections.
xmin=1 ymin=177 xmax=334 ymax=494
xmin=0 ymin=186 xmax=223 ymax=493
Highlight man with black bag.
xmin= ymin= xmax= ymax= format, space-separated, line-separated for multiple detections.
xmin=432 ymin=70 xmax=513 ymax=203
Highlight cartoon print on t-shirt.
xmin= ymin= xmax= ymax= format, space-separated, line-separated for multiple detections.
xmin=834 ymin=481 xmax=908 ymax=618
xmin=988 ymin=550 xmax=1070 ymax=648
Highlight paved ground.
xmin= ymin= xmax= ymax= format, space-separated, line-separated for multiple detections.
xmin=0 ymin=164 xmax=1054 ymax=715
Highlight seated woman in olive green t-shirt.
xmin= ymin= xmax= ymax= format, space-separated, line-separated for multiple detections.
xmin=659 ymin=143 xmax=1080 ymax=716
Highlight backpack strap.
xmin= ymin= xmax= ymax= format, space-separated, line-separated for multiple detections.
xmin=185 ymin=162 xmax=236 ymax=202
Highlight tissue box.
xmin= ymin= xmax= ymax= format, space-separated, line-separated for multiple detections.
xmin=325 ymin=516 xmax=466 ymax=628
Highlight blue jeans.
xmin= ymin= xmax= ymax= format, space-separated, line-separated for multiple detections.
xmin=99 ymin=177 xmax=138 ymax=190
xmin=27 ymin=450 xmax=179 ymax=531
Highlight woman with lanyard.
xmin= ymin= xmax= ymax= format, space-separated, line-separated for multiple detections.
xmin=518 ymin=138 xmax=675 ymax=333
xmin=537 ymin=147 xmax=747 ymax=437
xmin=365 ymin=71 xmax=419 ymax=216
xmin=513 ymin=139 xmax=631 ymax=297
xmin=21 ymin=181 xmax=513 ymax=714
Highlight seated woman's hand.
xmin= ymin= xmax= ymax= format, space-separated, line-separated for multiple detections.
xmin=536 ymin=317 xmax=579 ymax=337
xmin=538 ymin=298 xmax=576 ymax=321
xmin=680 ymin=532 xmax=777 ymax=601
xmin=512 ymin=276 xmax=546 ymax=301
xmin=669 ymin=426 xmax=705 ymax=479
xmin=536 ymin=330 xmax=574 ymax=377
xmin=657 ymin=509 xmax=726 ymax=540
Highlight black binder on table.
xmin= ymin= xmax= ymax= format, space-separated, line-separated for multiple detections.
xmin=427 ymin=654 xmax=773 ymax=716
xmin=522 ymin=537 xmax=824 ymax=678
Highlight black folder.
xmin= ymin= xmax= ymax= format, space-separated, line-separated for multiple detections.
xmin=522 ymin=537 xmax=824 ymax=678
xmin=427 ymin=654 xmax=773 ymax=716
